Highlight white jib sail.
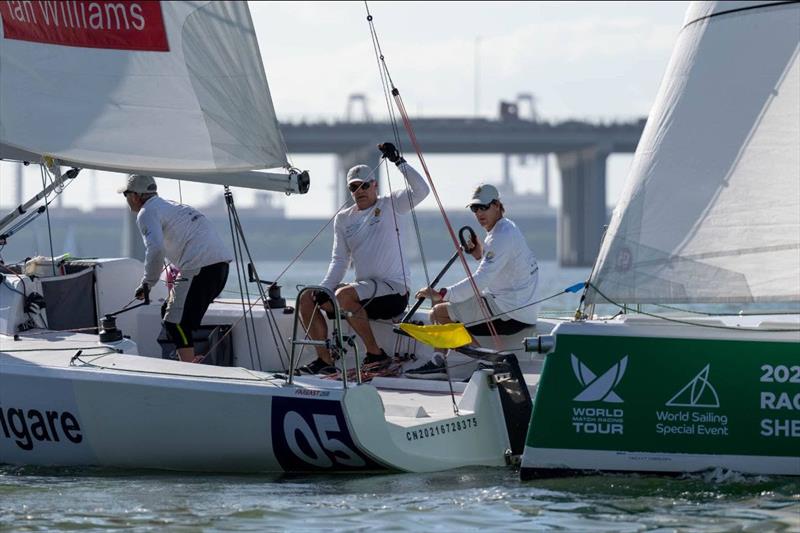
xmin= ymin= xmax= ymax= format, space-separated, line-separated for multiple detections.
xmin=587 ymin=1 xmax=800 ymax=305
xmin=0 ymin=1 xmax=288 ymax=176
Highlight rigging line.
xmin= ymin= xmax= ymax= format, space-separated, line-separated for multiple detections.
xmin=364 ymin=3 xmax=433 ymax=293
xmin=230 ymin=200 xmax=274 ymax=370
xmin=362 ymin=7 xmax=498 ymax=343
xmin=587 ymin=282 xmax=800 ymax=333
xmin=38 ymin=165 xmax=58 ymax=276
xmin=392 ymin=92 xmax=500 ymax=346
xmin=382 ymin=160 xmax=410 ymax=296
xmin=231 ymin=208 xmax=265 ymax=371
xmin=191 ymin=195 xmax=355 ymax=366
xmin=228 ymin=202 xmax=287 ymax=370
xmin=178 ymin=180 xmax=183 ymax=204
xmin=225 ymin=187 xmax=257 ymax=370
xmin=457 ymin=288 xmax=583 ymax=328
xmin=364 ymin=7 xmax=462 ymax=412
xmin=70 ymin=353 xmax=283 ymax=383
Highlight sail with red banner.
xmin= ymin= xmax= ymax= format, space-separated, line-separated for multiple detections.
xmin=0 ymin=1 xmax=169 ymax=51
xmin=0 ymin=1 xmax=290 ymax=184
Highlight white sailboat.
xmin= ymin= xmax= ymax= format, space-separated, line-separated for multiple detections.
xmin=521 ymin=0 xmax=800 ymax=477
xmin=0 ymin=1 xmax=537 ymax=473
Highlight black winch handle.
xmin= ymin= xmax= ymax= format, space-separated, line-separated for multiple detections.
xmin=458 ymin=226 xmax=477 ymax=253
xmin=400 ymin=226 xmax=478 ymax=323
xmin=107 ymin=285 xmax=150 ymax=318
xmin=247 ymin=262 xmax=277 ymax=287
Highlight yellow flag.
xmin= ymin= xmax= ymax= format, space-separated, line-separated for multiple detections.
xmin=398 ymin=323 xmax=472 ymax=349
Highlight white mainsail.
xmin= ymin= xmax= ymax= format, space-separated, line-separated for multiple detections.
xmin=0 ymin=1 xmax=291 ymax=187
xmin=587 ymin=1 xmax=800 ymax=305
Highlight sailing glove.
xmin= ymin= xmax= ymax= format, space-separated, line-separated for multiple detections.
xmin=312 ymin=289 xmax=332 ymax=306
xmin=378 ymin=142 xmax=404 ymax=165
xmin=134 ymin=282 xmax=149 ymax=301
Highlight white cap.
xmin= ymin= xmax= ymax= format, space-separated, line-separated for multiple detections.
xmin=118 ymin=174 xmax=157 ymax=194
xmin=467 ymin=183 xmax=500 ymax=207
xmin=346 ymin=165 xmax=374 ymax=185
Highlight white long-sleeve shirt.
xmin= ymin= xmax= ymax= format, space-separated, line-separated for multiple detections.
xmin=136 ymin=196 xmax=232 ymax=286
xmin=320 ymin=162 xmax=430 ymax=293
xmin=445 ymin=217 xmax=539 ymax=325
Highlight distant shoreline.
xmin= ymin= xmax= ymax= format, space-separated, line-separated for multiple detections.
xmin=0 ymin=209 xmax=558 ymax=264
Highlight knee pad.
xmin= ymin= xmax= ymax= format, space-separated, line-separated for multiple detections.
xmin=164 ymin=321 xmax=193 ymax=349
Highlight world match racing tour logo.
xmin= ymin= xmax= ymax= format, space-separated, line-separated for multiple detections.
xmin=0 ymin=1 xmax=169 ymax=51
xmin=569 ymin=354 xmax=628 ymax=435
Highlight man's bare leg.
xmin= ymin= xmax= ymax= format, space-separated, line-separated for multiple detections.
xmin=177 ymin=347 xmax=196 ymax=362
xmin=298 ymin=291 xmax=334 ymax=364
xmin=335 ymin=286 xmax=382 ymax=355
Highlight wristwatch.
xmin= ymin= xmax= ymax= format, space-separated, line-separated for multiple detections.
xmin=438 ymin=287 xmax=447 ymax=299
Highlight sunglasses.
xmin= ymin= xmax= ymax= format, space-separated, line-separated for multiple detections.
xmin=470 ymin=202 xmax=493 ymax=213
xmin=348 ymin=181 xmax=372 ymax=193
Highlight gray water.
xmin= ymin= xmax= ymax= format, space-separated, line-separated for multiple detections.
xmin=2 ymin=260 xmax=798 ymax=531
xmin=1 ymin=466 xmax=797 ymax=531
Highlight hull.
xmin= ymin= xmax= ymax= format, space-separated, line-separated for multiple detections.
xmin=521 ymin=318 xmax=800 ymax=478
xmin=0 ymin=333 xmax=512 ymax=473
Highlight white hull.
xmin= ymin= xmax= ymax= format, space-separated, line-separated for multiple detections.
xmin=0 ymin=332 xmax=515 ymax=473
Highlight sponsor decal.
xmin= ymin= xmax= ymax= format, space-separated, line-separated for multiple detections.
xmin=569 ymin=354 xmax=628 ymax=435
xmin=293 ymin=388 xmax=330 ymax=398
xmin=271 ymin=397 xmax=382 ymax=471
xmin=656 ymin=364 xmax=729 ymax=437
xmin=0 ymin=1 xmax=169 ymax=51
xmin=571 ymin=354 xmax=627 ymax=403
xmin=759 ymin=364 xmax=800 ymax=438
xmin=0 ymin=404 xmax=83 ymax=451
xmin=666 ymin=364 xmax=719 ymax=408
xmin=405 ymin=417 xmax=478 ymax=442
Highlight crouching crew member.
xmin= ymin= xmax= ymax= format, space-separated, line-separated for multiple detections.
xmin=408 ymin=183 xmax=539 ymax=379
xmin=120 ymin=174 xmax=231 ymax=363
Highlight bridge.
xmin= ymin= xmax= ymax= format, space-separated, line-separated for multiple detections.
xmin=281 ymin=113 xmax=645 ymax=267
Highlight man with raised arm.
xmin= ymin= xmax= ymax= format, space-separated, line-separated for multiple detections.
xmin=297 ymin=142 xmax=430 ymax=375
xmin=120 ymin=174 xmax=232 ymax=363
xmin=407 ymin=183 xmax=539 ymax=379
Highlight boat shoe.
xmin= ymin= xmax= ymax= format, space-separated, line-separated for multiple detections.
xmin=362 ymin=349 xmax=391 ymax=370
xmin=404 ymin=358 xmax=448 ymax=380
xmin=295 ymin=358 xmax=337 ymax=376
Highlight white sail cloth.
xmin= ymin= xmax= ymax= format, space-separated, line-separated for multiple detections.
xmin=587 ymin=1 xmax=800 ymax=305
xmin=0 ymin=1 xmax=287 ymax=174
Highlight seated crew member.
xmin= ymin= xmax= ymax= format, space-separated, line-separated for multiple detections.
xmin=120 ymin=174 xmax=232 ymax=363
xmin=297 ymin=142 xmax=430 ymax=375
xmin=407 ymin=183 xmax=539 ymax=379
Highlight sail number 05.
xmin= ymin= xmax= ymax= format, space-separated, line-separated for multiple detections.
xmin=760 ymin=365 xmax=800 ymax=384
xmin=282 ymin=411 xmax=366 ymax=468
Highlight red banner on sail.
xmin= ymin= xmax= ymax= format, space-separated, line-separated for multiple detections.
xmin=0 ymin=1 xmax=169 ymax=51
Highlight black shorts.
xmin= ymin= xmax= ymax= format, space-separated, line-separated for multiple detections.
xmin=466 ymin=317 xmax=531 ymax=337
xmin=361 ymin=292 xmax=409 ymax=320
xmin=162 ymin=261 xmax=229 ymax=348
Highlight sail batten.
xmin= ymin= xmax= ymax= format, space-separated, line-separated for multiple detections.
xmin=0 ymin=1 xmax=288 ymax=181
xmin=587 ymin=1 xmax=800 ymax=306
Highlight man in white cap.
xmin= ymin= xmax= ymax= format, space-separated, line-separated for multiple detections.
xmin=297 ymin=142 xmax=430 ymax=375
xmin=407 ymin=183 xmax=539 ymax=379
xmin=120 ymin=174 xmax=232 ymax=363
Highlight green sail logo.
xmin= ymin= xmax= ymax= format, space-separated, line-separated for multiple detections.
xmin=570 ymin=354 xmax=628 ymax=403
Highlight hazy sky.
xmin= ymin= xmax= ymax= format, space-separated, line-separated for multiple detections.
xmin=0 ymin=1 xmax=690 ymax=217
